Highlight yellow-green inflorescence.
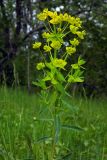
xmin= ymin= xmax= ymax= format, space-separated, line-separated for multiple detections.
xmin=36 ymin=62 xmax=45 ymax=70
xmin=33 ymin=8 xmax=86 ymax=91
xmin=33 ymin=42 xmax=41 ymax=49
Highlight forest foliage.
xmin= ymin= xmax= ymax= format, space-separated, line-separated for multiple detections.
xmin=0 ymin=0 xmax=107 ymax=96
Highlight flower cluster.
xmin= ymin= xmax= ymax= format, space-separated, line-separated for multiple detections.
xmin=33 ymin=42 xmax=41 ymax=49
xmin=52 ymin=58 xmax=67 ymax=69
xmin=36 ymin=62 xmax=45 ymax=70
xmin=51 ymin=41 xmax=62 ymax=50
xmin=33 ymin=9 xmax=86 ymax=92
xmin=37 ymin=8 xmax=82 ymax=27
xmin=66 ymin=46 xmax=76 ymax=55
xmin=44 ymin=45 xmax=51 ymax=52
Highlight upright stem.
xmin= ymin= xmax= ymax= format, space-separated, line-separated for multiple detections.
xmin=54 ymin=49 xmax=57 ymax=58
xmin=51 ymin=91 xmax=59 ymax=159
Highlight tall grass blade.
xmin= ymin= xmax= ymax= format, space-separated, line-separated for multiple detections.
xmin=61 ymin=125 xmax=84 ymax=131
xmin=54 ymin=115 xmax=61 ymax=144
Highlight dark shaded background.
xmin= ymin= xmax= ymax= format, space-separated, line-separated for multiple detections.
xmin=0 ymin=0 xmax=107 ymax=97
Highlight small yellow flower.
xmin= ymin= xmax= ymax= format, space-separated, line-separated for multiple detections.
xmin=52 ymin=58 xmax=67 ymax=69
xmin=43 ymin=45 xmax=51 ymax=52
xmin=43 ymin=8 xmax=49 ymax=16
xmin=70 ymin=25 xmax=78 ymax=34
xmin=63 ymin=13 xmax=69 ymax=21
xmin=42 ymin=32 xmax=50 ymax=39
xmin=70 ymin=38 xmax=79 ymax=46
xmin=75 ymin=18 xmax=82 ymax=28
xmin=48 ymin=11 xmax=57 ymax=19
xmin=59 ymin=13 xmax=63 ymax=20
xmin=51 ymin=41 xmax=61 ymax=50
xmin=68 ymin=16 xmax=75 ymax=25
xmin=33 ymin=42 xmax=41 ymax=49
xmin=36 ymin=62 xmax=45 ymax=70
xmin=48 ymin=11 xmax=54 ymax=18
xmin=37 ymin=12 xmax=47 ymax=21
xmin=48 ymin=11 xmax=62 ymax=24
xmin=76 ymin=30 xmax=86 ymax=39
xmin=49 ymin=16 xmax=61 ymax=24
xmin=66 ymin=46 xmax=76 ymax=55
xmin=37 ymin=9 xmax=49 ymax=21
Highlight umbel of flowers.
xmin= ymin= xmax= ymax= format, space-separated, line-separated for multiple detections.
xmin=33 ymin=8 xmax=86 ymax=94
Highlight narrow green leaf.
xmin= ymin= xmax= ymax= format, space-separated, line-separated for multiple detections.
xmin=75 ymin=77 xmax=84 ymax=82
xmin=71 ymin=63 xmax=79 ymax=69
xmin=49 ymin=91 xmax=58 ymax=107
xmin=32 ymin=81 xmax=46 ymax=89
xmin=78 ymin=56 xmax=86 ymax=65
xmin=42 ymin=76 xmax=51 ymax=81
xmin=32 ymin=81 xmax=39 ymax=86
xmin=54 ymin=115 xmax=61 ymax=144
xmin=54 ymin=83 xmax=65 ymax=94
xmin=36 ymin=136 xmax=52 ymax=143
xmin=61 ymin=99 xmax=77 ymax=111
xmin=56 ymin=70 xmax=66 ymax=82
xmin=37 ymin=118 xmax=53 ymax=122
xmin=61 ymin=125 xmax=84 ymax=131
xmin=62 ymin=152 xmax=72 ymax=159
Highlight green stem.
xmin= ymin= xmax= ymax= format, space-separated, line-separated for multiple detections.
xmin=54 ymin=49 xmax=57 ymax=58
xmin=64 ymin=52 xmax=69 ymax=60
xmin=51 ymin=91 xmax=60 ymax=159
xmin=49 ymin=51 xmax=53 ymax=60
xmin=61 ymin=52 xmax=67 ymax=59
xmin=62 ymin=22 xmax=69 ymax=33
xmin=43 ymin=22 xmax=51 ymax=33
xmin=63 ymin=30 xmax=71 ymax=38
xmin=47 ymin=18 xmax=54 ymax=32
xmin=39 ymin=49 xmax=46 ymax=62
xmin=53 ymin=24 xmax=56 ymax=33
xmin=65 ymin=67 xmax=73 ymax=80
xmin=64 ymin=82 xmax=70 ymax=90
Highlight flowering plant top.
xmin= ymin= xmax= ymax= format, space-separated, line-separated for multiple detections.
xmin=33 ymin=8 xmax=86 ymax=93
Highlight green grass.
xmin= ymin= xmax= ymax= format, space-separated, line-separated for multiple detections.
xmin=0 ymin=87 xmax=107 ymax=160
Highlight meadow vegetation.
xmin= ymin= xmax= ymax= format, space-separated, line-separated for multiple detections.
xmin=0 ymin=87 xmax=107 ymax=160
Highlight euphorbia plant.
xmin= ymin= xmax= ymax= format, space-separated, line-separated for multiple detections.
xmin=33 ymin=9 xmax=85 ymax=92
xmin=33 ymin=8 xmax=86 ymax=159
